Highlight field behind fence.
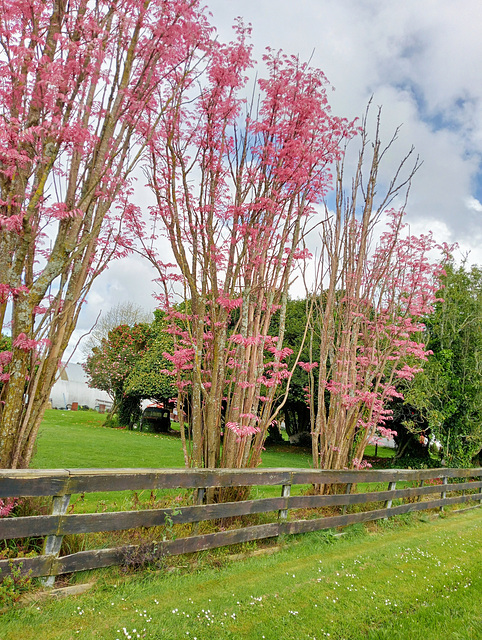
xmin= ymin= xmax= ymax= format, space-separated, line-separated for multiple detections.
xmin=1 ymin=466 xmax=481 ymax=585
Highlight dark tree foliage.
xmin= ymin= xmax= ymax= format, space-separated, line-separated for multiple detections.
xmin=271 ymin=298 xmax=316 ymax=442
xmin=124 ymin=311 xmax=175 ymax=404
xmin=85 ymin=323 xmax=152 ymax=427
xmin=395 ymin=262 xmax=482 ymax=466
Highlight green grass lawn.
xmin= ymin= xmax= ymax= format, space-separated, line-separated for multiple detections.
xmin=33 ymin=409 xmax=393 ymax=470
xmin=2 ymin=508 xmax=481 ymax=639
xmin=33 ymin=409 xmax=316 ymax=474
xmin=33 ymin=410 xmax=185 ymax=469
xmin=4 ymin=410 xmax=479 ymax=639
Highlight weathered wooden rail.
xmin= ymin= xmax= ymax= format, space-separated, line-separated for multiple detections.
xmin=1 ymin=467 xmax=481 ymax=584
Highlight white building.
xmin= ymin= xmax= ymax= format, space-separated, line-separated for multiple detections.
xmin=49 ymin=362 xmax=112 ymax=411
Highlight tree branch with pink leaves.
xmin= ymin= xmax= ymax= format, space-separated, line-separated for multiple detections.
xmin=137 ymin=35 xmax=357 ymax=472
xmin=309 ymin=107 xmax=451 ymax=484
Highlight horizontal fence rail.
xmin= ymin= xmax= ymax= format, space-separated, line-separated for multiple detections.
xmin=1 ymin=467 xmax=481 ymax=584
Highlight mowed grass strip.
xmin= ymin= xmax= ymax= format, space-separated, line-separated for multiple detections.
xmin=2 ymin=509 xmax=481 ymax=639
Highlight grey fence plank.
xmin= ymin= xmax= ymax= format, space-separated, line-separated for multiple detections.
xmin=284 ymin=493 xmax=480 ymax=536
xmin=0 ymin=555 xmax=52 ymax=580
xmin=290 ymin=467 xmax=482 ymax=485
xmin=0 ymin=470 xmax=70 ymax=498
xmin=65 ymin=468 xmax=294 ymax=493
xmin=1 ymin=467 xmax=481 ymax=497
xmin=54 ymin=523 xmax=282 ymax=575
xmin=5 ymin=492 xmax=479 ymax=580
xmin=0 ymin=514 xmax=60 ymax=539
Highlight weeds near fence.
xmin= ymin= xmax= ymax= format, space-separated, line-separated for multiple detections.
xmin=0 ymin=562 xmax=32 ymax=608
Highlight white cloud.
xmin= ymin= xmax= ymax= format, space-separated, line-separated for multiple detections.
xmin=466 ymin=196 xmax=482 ymax=213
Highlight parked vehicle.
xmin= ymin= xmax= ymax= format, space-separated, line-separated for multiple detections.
xmin=140 ymin=404 xmax=171 ymax=433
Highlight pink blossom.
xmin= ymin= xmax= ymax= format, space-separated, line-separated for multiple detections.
xmin=0 ymin=498 xmax=17 ymax=517
xmin=226 ymin=421 xmax=260 ymax=438
xmin=0 ymin=351 xmax=12 ymax=366
xmin=217 ymin=296 xmax=243 ymax=311
xmin=298 ymin=361 xmax=319 ymax=372
xmin=352 ymin=458 xmax=372 ymax=470
xmin=13 ymin=333 xmax=39 ymax=351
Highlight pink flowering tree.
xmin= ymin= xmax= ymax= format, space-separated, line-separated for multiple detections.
xmin=0 ymin=0 xmax=215 ymax=468
xmin=135 ymin=37 xmax=357 ymax=471
xmin=308 ymin=110 xmax=450 ymax=483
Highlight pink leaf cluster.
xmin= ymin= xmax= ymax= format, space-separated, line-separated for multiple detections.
xmin=0 ymin=498 xmax=16 ymax=517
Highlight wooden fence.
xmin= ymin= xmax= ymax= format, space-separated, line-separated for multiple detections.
xmin=1 ymin=466 xmax=481 ymax=585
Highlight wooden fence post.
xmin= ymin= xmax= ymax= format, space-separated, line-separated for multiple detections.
xmin=342 ymin=483 xmax=353 ymax=515
xmin=195 ymin=487 xmax=205 ymax=505
xmin=440 ymin=476 xmax=448 ymax=512
xmin=384 ymin=481 xmax=397 ymax=519
xmin=479 ymin=476 xmax=482 ymax=504
xmin=191 ymin=488 xmax=206 ymax=534
xmin=40 ymin=494 xmax=71 ymax=587
xmin=279 ymin=483 xmax=291 ymax=521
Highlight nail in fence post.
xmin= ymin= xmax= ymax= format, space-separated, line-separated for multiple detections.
xmin=40 ymin=493 xmax=71 ymax=587
xmin=342 ymin=483 xmax=352 ymax=515
xmin=279 ymin=483 xmax=291 ymax=521
xmin=384 ymin=482 xmax=397 ymax=520
xmin=440 ymin=476 xmax=448 ymax=512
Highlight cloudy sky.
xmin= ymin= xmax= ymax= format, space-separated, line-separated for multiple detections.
xmin=69 ymin=0 xmax=482 ymax=360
